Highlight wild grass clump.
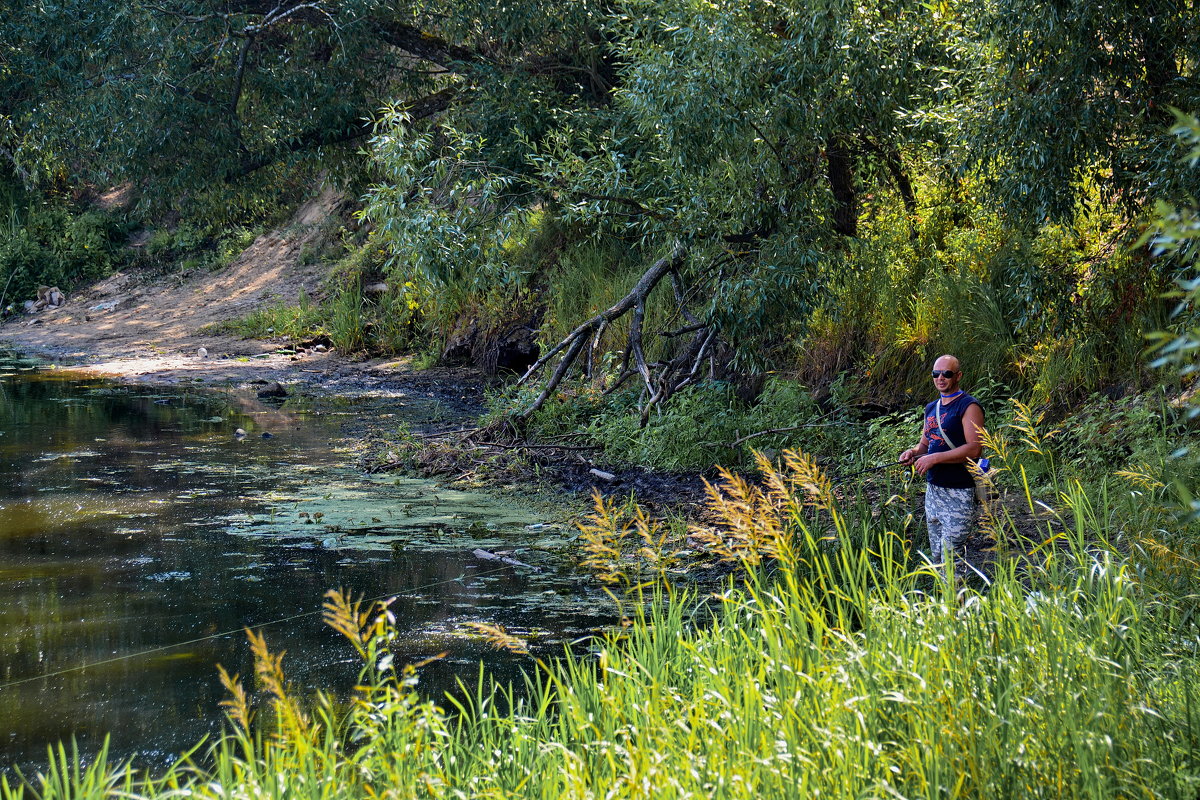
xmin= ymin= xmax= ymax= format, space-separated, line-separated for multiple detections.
xmin=509 ymin=376 xmax=880 ymax=474
xmin=8 ymin=449 xmax=1200 ymax=799
xmin=213 ymin=241 xmax=432 ymax=353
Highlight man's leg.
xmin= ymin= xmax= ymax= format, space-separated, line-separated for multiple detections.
xmin=924 ymin=488 xmax=944 ymax=557
xmin=925 ymin=485 xmax=975 ymax=561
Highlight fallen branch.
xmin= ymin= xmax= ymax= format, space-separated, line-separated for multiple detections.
xmin=473 ymin=548 xmax=541 ymax=572
xmin=471 ymin=441 xmax=600 ymax=452
xmin=517 ymin=242 xmax=687 ymax=417
xmin=411 ymin=426 xmax=480 ymax=440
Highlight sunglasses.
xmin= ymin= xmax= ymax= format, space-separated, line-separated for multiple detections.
xmin=931 ymin=369 xmax=958 ymax=378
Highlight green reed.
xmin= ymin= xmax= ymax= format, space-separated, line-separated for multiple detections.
xmin=6 ymin=450 xmax=1200 ymax=799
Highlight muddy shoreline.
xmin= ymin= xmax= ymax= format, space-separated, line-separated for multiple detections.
xmin=0 ymin=332 xmax=713 ymax=513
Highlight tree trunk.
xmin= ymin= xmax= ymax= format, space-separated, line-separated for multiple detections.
xmin=826 ymin=136 xmax=857 ymax=237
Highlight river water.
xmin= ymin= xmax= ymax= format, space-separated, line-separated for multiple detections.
xmin=0 ymin=352 xmax=603 ymax=773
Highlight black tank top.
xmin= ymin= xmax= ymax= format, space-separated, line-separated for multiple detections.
xmin=922 ymin=393 xmax=981 ymax=489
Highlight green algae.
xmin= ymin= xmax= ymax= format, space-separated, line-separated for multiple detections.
xmin=225 ymin=471 xmax=567 ymax=557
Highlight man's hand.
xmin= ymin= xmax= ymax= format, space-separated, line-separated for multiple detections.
xmin=899 ymin=448 xmax=917 ymax=464
xmin=913 ymin=453 xmax=941 ymax=475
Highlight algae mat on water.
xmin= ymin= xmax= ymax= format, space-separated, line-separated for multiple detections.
xmin=224 ymin=470 xmax=568 ymax=555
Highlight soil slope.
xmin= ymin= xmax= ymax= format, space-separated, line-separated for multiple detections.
xmin=0 ymin=187 xmax=440 ymax=396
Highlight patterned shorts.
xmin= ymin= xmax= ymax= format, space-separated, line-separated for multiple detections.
xmin=924 ymin=484 xmax=976 ymax=557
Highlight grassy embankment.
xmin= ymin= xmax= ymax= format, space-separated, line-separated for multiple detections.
xmin=5 ymin=396 xmax=1200 ymax=798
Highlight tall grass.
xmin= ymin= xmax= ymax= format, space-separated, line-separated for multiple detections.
xmin=7 ymin=446 xmax=1200 ymax=799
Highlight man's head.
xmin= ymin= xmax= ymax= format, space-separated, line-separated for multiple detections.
xmin=931 ymin=354 xmax=962 ymax=395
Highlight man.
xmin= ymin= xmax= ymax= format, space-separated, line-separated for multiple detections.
xmin=899 ymin=355 xmax=984 ymax=560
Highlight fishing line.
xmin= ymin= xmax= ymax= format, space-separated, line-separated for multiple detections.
xmin=0 ymin=565 xmax=518 ymax=692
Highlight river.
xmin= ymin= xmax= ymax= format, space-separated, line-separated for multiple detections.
xmin=0 ymin=351 xmax=603 ymax=773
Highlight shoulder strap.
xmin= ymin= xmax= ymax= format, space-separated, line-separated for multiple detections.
xmin=936 ymin=401 xmax=958 ymax=450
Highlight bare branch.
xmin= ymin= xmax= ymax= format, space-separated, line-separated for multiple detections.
xmin=629 ymin=298 xmax=652 ymax=394
xmin=677 ymin=327 xmax=716 ymax=391
xmin=516 ymin=243 xmax=687 ymax=417
xmin=658 ymin=322 xmax=706 ymax=338
xmin=587 ymin=317 xmax=608 ymax=376
xmin=522 ymin=331 xmax=589 ymax=416
xmin=669 ymin=267 xmax=702 ymax=326
xmin=602 ymin=369 xmax=637 ymax=396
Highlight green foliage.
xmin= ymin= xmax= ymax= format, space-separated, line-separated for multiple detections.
xmin=2 ymin=0 xmax=609 ymax=210
xmin=515 ymin=375 xmax=901 ymax=474
xmin=4 ymin=1 xmax=392 ymax=200
xmin=0 ymin=197 xmax=127 ymax=308
xmin=950 ymin=0 xmax=1200 ymax=223
xmin=589 ymin=383 xmax=745 ymax=472
xmin=540 ymin=237 xmax=648 ymax=345
xmin=1055 ymin=391 xmax=1191 ymax=479
xmin=794 ymin=170 xmax=1171 ymax=405
xmin=1147 ymin=114 xmax=1200 ymax=393
xmin=1144 ymin=112 xmax=1200 ymax=518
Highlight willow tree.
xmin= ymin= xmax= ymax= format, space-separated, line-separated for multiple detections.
xmin=952 ymin=0 xmax=1200 ymax=224
xmin=363 ymin=0 xmax=958 ymax=417
xmin=0 ymin=0 xmax=611 ymax=204
xmin=362 ymin=0 xmax=1198 ymax=416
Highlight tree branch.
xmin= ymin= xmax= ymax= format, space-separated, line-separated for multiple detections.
xmin=825 ymin=135 xmax=858 ymax=237
xmin=229 ymin=85 xmax=457 ymax=178
xmin=374 ymin=21 xmax=488 ymax=70
xmin=860 ymin=136 xmax=917 ymax=218
xmin=229 ymin=34 xmax=255 ymax=119
xmin=516 ymin=243 xmax=687 ymax=417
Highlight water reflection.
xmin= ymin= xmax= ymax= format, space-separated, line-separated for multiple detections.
xmin=0 ymin=354 xmax=604 ymax=772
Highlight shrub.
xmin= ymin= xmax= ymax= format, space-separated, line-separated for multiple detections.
xmin=0 ymin=204 xmax=127 ymax=307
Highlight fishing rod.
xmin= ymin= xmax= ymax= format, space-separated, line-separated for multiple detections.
xmin=828 ymin=459 xmax=907 ymax=484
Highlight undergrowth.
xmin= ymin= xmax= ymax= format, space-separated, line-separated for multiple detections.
xmin=0 ymin=192 xmax=129 ymax=310
xmin=212 ymin=239 xmax=431 ymax=354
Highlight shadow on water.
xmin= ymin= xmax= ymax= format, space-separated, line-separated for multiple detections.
xmin=0 ymin=352 xmax=608 ymax=773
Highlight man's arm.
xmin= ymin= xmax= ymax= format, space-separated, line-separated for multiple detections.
xmin=913 ymin=404 xmax=983 ymax=476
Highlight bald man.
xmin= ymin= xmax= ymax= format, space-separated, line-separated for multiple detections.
xmin=899 ymin=355 xmax=985 ymax=560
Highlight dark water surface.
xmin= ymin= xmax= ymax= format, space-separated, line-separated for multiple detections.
xmin=0 ymin=354 xmax=601 ymax=772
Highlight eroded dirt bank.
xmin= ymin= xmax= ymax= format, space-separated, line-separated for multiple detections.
xmin=0 ymin=187 xmax=487 ymax=424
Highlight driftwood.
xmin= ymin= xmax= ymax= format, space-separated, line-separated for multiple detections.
xmin=473 ymin=548 xmax=541 ymax=572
